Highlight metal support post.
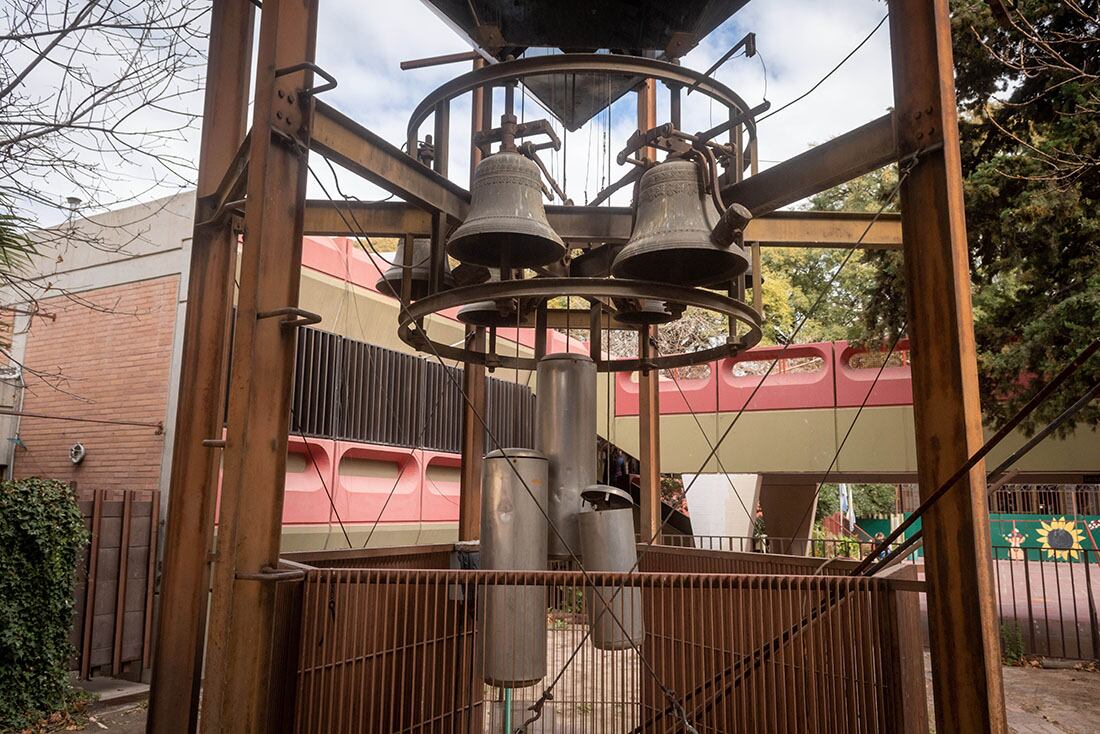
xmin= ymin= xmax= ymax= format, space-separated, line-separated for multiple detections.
xmin=888 ymin=0 xmax=1006 ymax=730
xmin=147 ymin=1 xmax=254 ymax=731
xmin=636 ymin=78 xmax=661 ymax=542
xmin=200 ymin=0 xmax=319 ymax=729
xmin=459 ymin=57 xmax=490 ymax=542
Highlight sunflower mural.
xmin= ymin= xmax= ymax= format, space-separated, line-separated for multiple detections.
xmin=1036 ymin=517 xmax=1087 ymax=560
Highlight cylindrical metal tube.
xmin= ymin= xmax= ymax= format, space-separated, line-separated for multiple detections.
xmin=536 ymin=353 xmax=597 ymax=558
xmin=578 ymin=502 xmax=644 ymax=650
xmin=480 ymin=448 xmax=549 ymax=686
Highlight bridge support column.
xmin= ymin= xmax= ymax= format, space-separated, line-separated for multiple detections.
xmin=758 ymin=476 xmax=817 ymax=555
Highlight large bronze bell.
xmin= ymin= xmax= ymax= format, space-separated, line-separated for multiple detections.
xmin=456 ymin=269 xmax=519 ymax=327
xmin=611 ymin=159 xmax=749 ymax=287
xmin=375 ymin=237 xmax=453 ymax=300
xmin=447 ymin=151 xmax=566 ymax=269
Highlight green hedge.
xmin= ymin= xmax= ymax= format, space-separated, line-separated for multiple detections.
xmin=0 ymin=478 xmax=88 ymax=729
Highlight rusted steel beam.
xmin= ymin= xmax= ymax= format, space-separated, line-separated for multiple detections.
xmin=147 ymin=3 xmax=253 ymax=730
xmin=310 ymin=100 xmax=470 ymax=221
xmin=302 ymin=199 xmax=902 ymax=248
xmin=199 ymin=0 xmax=319 ymax=730
xmin=400 ymin=49 xmax=480 ymax=71
xmin=636 ymin=79 xmax=661 ymax=543
xmin=459 ymin=329 xmax=486 ymax=541
xmin=722 ymin=112 xmax=897 ymax=216
xmin=459 ymin=64 xmax=488 ymax=543
xmin=888 ymin=0 xmax=1006 ymax=731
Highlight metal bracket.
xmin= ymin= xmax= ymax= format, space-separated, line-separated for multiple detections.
xmin=273 ymin=62 xmax=338 ymax=97
xmin=235 ymin=566 xmax=306 ymax=583
xmin=256 ymin=307 xmax=322 ymax=329
xmin=202 ymin=438 xmax=226 ymax=448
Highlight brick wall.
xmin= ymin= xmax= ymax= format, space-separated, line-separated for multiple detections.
xmin=13 ymin=276 xmax=180 ymax=492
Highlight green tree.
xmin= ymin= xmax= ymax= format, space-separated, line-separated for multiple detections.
xmin=854 ymin=1 xmax=1099 ymax=434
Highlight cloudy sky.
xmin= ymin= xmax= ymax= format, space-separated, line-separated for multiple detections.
xmin=28 ymin=0 xmax=895 ymax=223
xmin=308 ymin=0 xmax=894 ymax=205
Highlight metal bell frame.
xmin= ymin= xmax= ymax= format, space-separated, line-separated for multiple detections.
xmin=399 ymin=53 xmax=765 ymax=373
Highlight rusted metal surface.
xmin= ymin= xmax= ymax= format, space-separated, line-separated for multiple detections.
xmin=302 ymin=199 xmax=904 ymax=249
xmin=721 ymin=113 xmax=896 ymax=217
xmin=397 ymin=277 xmax=762 ymax=373
xmin=200 ymin=0 xmax=320 ymax=729
xmin=459 ymin=328 xmax=487 ymax=541
xmin=289 ymin=559 xmax=924 ymax=733
xmin=71 ymin=490 xmax=160 ymax=681
xmin=888 ymin=0 xmax=1006 ymax=730
xmin=406 ymin=53 xmax=759 ymax=156
xmin=310 ymin=101 xmax=470 ymax=222
xmin=148 ymin=1 xmax=253 ymax=729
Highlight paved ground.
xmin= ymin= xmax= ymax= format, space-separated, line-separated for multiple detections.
xmin=61 ymin=659 xmax=1098 ymax=733
xmin=923 ymin=653 xmax=1099 ymax=734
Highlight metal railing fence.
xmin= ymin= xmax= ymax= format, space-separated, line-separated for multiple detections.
xmin=273 ymin=544 xmax=926 ymax=733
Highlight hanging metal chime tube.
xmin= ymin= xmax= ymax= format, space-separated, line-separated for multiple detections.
xmin=480 ymin=448 xmax=549 ymax=687
xmin=535 ymin=353 xmax=597 ymax=559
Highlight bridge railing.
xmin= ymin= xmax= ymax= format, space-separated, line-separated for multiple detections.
xmin=615 ymin=340 xmax=914 ymax=416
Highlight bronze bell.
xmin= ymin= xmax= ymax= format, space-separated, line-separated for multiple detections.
xmin=447 ymin=151 xmax=566 ymax=269
xmin=375 ymin=237 xmax=453 ymax=300
xmin=613 ymin=298 xmax=685 ymax=326
xmin=611 ymin=159 xmax=749 ymax=287
xmin=456 ymin=269 xmax=519 ymax=327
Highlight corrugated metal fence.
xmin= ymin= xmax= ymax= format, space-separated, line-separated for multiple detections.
xmin=290 ymin=327 xmax=534 ymax=452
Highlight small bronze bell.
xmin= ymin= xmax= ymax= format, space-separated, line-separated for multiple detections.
xmin=456 ymin=269 xmax=519 ymax=327
xmin=611 ymin=159 xmax=749 ymax=287
xmin=613 ymin=298 xmax=685 ymax=326
xmin=447 ymin=151 xmax=566 ymax=269
xmin=375 ymin=238 xmax=454 ymax=300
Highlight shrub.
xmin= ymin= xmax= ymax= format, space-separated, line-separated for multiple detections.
xmin=0 ymin=478 xmax=88 ymax=729
xmin=1001 ymin=622 xmax=1025 ymax=666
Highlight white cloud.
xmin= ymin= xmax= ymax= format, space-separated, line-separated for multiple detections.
xmin=25 ymin=0 xmax=897 ymax=218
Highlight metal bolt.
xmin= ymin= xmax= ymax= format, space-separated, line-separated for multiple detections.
xmin=928 ymin=126 xmax=936 ymax=136
xmin=287 ymin=94 xmax=295 ymax=104
xmin=276 ymin=111 xmax=283 ymax=119
xmin=926 ymin=105 xmax=934 ymax=114
xmin=917 ymin=131 xmax=924 ymax=139
xmin=286 ymin=117 xmax=294 ymax=126
xmin=915 ymin=110 xmax=922 ymax=119
xmin=277 ymin=89 xmax=284 ymax=98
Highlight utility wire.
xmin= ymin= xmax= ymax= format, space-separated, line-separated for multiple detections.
xmin=307 ymin=167 xmax=695 ymax=732
xmin=541 ymin=150 xmax=918 ymax=707
xmin=756 ymin=14 xmax=888 ymax=125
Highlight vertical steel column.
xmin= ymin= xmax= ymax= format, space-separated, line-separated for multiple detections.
xmin=636 ymin=78 xmax=661 ymax=542
xmin=459 ymin=59 xmax=489 ymax=542
xmin=888 ymin=1 xmax=1006 ymax=730
xmin=148 ymin=1 xmax=254 ymax=730
xmin=200 ymin=0 xmax=319 ymax=730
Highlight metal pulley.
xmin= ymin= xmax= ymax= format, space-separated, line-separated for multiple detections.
xmin=374 ymin=237 xmax=454 ymax=300
xmin=447 ymin=151 xmax=566 ymax=269
xmin=611 ymin=159 xmax=749 ymax=287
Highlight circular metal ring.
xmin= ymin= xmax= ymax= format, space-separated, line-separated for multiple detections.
xmin=407 ymin=53 xmax=758 ymax=152
xmin=398 ymin=277 xmax=762 ymax=373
